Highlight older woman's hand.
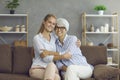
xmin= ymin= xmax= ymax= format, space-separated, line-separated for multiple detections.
xmin=62 ymin=52 xmax=72 ymax=60
xmin=76 ymin=39 xmax=81 ymax=47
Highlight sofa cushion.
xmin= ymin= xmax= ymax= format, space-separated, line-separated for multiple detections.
xmin=13 ymin=46 xmax=33 ymax=74
xmin=80 ymin=46 xmax=107 ymax=66
xmin=0 ymin=73 xmax=40 ymax=80
xmin=81 ymin=78 xmax=94 ymax=80
xmin=0 ymin=44 xmax=12 ymax=73
xmin=93 ymin=64 xmax=120 ymax=80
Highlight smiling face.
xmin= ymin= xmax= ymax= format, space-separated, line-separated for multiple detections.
xmin=55 ymin=26 xmax=67 ymax=38
xmin=38 ymin=14 xmax=57 ymax=34
xmin=43 ymin=17 xmax=56 ymax=32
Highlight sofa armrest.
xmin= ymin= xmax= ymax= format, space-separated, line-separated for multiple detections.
xmin=93 ymin=64 xmax=120 ymax=80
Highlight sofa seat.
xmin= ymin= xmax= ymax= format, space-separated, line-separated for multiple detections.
xmin=0 ymin=73 xmax=40 ymax=80
xmin=81 ymin=78 xmax=95 ymax=80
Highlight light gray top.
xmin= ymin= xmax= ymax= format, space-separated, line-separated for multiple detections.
xmin=31 ymin=33 xmax=56 ymax=68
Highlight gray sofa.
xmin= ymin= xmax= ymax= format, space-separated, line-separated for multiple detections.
xmin=0 ymin=44 xmax=119 ymax=80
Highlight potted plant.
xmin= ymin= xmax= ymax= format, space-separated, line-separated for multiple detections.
xmin=94 ymin=5 xmax=107 ymax=15
xmin=6 ymin=0 xmax=20 ymax=14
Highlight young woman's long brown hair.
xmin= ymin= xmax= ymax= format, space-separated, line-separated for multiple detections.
xmin=37 ymin=14 xmax=57 ymax=34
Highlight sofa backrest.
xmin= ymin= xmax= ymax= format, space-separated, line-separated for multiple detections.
xmin=0 ymin=45 xmax=33 ymax=75
xmin=0 ymin=45 xmax=107 ymax=74
xmin=12 ymin=46 xmax=33 ymax=74
xmin=0 ymin=44 xmax=12 ymax=73
xmin=80 ymin=46 xmax=107 ymax=66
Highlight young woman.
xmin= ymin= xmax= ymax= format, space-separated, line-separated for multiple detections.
xmin=29 ymin=14 xmax=72 ymax=80
xmin=55 ymin=18 xmax=94 ymax=80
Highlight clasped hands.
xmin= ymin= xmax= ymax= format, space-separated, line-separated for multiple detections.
xmin=40 ymin=49 xmax=72 ymax=60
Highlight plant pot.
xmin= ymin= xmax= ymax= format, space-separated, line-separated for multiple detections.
xmin=10 ymin=10 xmax=15 ymax=14
xmin=98 ymin=10 xmax=104 ymax=15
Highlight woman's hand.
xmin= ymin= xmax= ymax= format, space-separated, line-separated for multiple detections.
xmin=62 ymin=52 xmax=72 ymax=60
xmin=76 ymin=39 xmax=81 ymax=47
xmin=61 ymin=65 xmax=67 ymax=71
xmin=40 ymin=50 xmax=49 ymax=58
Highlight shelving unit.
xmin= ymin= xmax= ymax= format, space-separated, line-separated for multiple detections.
xmin=0 ymin=14 xmax=28 ymax=46
xmin=81 ymin=12 xmax=119 ymax=79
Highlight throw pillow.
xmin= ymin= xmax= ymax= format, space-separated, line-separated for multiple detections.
xmin=94 ymin=64 xmax=120 ymax=80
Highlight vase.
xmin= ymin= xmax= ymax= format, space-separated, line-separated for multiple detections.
xmin=98 ymin=10 xmax=104 ymax=15
xmin=10 ymin=10 xmax=15 ymax=14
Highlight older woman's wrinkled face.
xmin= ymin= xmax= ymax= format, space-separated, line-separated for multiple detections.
xmin=43 ymin=17 xmax=56 ymax=32
xmin=55 ymin=26 xmax=67 ymax=38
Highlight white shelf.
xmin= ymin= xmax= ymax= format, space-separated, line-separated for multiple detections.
xmin=0 ymin=14 xmax=28 ymax=46
xmin=107 ymin=48 xmax=119 ymax=51
xmin=0 ymin=14 xmax=27 ymax=16
xmin=82 ymin=12 xmax=119 ymax=73
xmin=85 ymin=14 xmax=118 ymax=17
xmin=86 ymin=32 xmax=118 ymax=34
xmin=0 ymin=31 xmax=27 ymax=33
xmin=107 ymin=63 xmax=118 ymax=66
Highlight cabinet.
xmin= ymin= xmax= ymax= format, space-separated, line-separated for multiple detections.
xmin=81 ymin=12 xmax=119 ymax=68
xmin=0 ymin=14 xmax=28 ymax=46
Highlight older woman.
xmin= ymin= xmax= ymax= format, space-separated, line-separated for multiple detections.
xmin=55 ymin=18 xmax=94 ymax=80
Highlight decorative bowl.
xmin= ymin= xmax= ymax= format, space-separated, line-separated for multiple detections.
xmin=0 ymin=26 xmax=13 ymax=32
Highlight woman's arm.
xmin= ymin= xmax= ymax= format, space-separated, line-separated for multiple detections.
xmin=33 ymin=36 xmax=44 ymax=55
xmin=40 ymin=50 xmax=59 ymax=57
xmin=53 ymin=52 xmax=71 ymax=61
xmin=63 ymin=36 xmax=80 ymax=55
xmin=40 ymin=50 xmax=72 ymax=61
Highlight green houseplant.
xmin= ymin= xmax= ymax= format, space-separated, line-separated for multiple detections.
xmin=94 ymin=5 xmax=107 ymax=15
xmin=6 ymin=0 xmax=20 ymax=14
